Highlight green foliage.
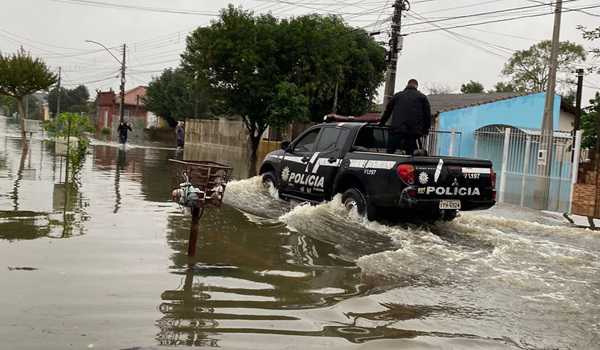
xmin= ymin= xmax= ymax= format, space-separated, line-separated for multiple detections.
xmin=49 ymin=85 xmax=90 ymax=115
xmin=492 ymin=82 xmax=524 ymax=93
xmin=181 ymin=5 xmax=386 ymax=154
xmin=0 ymin=48 xmax=57 ymax=99
xmin=460 ymin=80 xmax=484 ymax=94
xmin=581 ymin=92 xmax=600 ymax=149
xmin=0 ymin=48 xmax=57 ymax=137
xmin=43 ymin=112 xmax=94 ymax=181
xmin=144 ymin=68 xmax=209 ymax=127
xmin=578 ymin=25 xmax=599 ymax=72
xmin=100 ymin=127 xmax=111 ymax=135
xmin=501 ymin=40 xmax=586 ymax=92
xmin=0 ymin=95 xmax=16 ymax=116
xmin=266 ymin=82 xmax=309 ymax=130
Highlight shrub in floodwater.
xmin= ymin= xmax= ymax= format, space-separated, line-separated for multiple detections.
xmin=100 ymin=127 xmax=111 ymax=135
xmin=43 ymin=112 xmax=94 ymax=182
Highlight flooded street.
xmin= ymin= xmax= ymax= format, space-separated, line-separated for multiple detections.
xmin=1 ymin=116 xmax=599 ymax=350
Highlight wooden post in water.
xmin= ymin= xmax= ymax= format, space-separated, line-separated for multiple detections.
xmin=188 ymin=207 xmax=201 ymax=257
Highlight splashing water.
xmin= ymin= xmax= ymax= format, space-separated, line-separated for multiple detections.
xmin=224 ymin=176 xmax=600 ymax=349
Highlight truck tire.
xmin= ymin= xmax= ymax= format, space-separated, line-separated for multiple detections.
xmin=261 ymin=171 xmax=278 ymax=190
xmin=342 ymin=188 xmax=375 ymax=220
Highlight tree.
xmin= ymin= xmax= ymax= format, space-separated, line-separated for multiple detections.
xmin=48 ymin=84 xmax=90 ymax=115
xmin=0 ymin=48 xmax=57 ymax=138
xmin=427 ymin=83 xmax=453 ymax=95
xmin=182 ymin=6 xmax=385 ymax=157
xmin=282 ymin=14 xmax=386 ymax=119
xmin=579 ymin=25 xmax=600 ymax=73
xmin=492 ymin=81 xmax=523 ymax=93
xmin=144 ymin=68 xmax=209 ymax=127
xmin=501 ymin=40 xmax=586 ymax=92
xmin=581 ymin=92 xmax=600 ymax=149
xmin=460 ymin=80 xmax=484 ymax=94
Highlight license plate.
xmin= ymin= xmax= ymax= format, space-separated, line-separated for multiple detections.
xmin=439 ymin=200 xmax=461 ymax=210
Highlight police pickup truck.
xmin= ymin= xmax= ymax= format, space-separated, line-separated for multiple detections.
xmin=259 ymin=122 xmax=496 ymax=222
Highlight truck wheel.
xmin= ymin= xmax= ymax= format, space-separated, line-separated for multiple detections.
xmin=261 ymin=171 xmax=278 ymax=190
xmin=342 ymin=188 xmax=375 ymax=220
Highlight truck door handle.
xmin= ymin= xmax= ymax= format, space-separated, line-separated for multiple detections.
xmin=301 ymin=156 xmax=310 ymax=163
xmin=328 ymin=157 xmax=337 ymax=163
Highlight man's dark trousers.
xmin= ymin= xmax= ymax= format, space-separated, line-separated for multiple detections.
xmin=387 ymin=131 xmax=420 ymax=155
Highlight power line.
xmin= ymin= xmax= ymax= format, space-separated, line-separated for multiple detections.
xmin=406 ymin=3 xmax=600 ymax=35
xmin=48 ymin=0 xmax=219 ymax=16
xmin=403 ymin=0 xmax=580 ymax=28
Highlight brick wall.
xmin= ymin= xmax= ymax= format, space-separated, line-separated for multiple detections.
xmin=572 ymin=157 xmax=600 ymax=217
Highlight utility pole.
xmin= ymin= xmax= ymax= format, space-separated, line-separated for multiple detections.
xmin=572 ymin=68 xmax=584 ymax=161
xmin=119 ymin=44 xmax=126 ymax=123
xmin=382 ymin=0 xmax=409 ymax=110
xmin=535 ymin=0 xmax=562 ymax=209
xmin=56 ymin=66 xmax=61 ymax=117
xmin=573 ymin=68 xmax=584 ymax=131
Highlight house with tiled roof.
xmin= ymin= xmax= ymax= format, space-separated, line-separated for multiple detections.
xmin=95 ymin=86 xmax=159 ymax=131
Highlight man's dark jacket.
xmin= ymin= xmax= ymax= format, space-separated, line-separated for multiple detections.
xmin=379 ymin=87 xmax=432 ymax=135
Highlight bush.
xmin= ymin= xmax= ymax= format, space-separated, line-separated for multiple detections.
xmin=43 ymin=113 xmax=94 ymax=181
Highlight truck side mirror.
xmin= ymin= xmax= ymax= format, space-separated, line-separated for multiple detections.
xmin=281 ymin=141 xmax=291 ymax=151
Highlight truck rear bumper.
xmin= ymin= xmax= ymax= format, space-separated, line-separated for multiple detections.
xmin=397 ymin=197 xmax=496 ymax=211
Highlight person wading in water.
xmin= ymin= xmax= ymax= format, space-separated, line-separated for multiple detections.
xmin=117 ymin=121 xmax=132 ymax=145
xmin=175 ymin=121 xmax=185 ymax=149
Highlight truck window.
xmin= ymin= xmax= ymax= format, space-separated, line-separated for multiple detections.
xmin=354 ymin=126 xmax=389 ymax=152
xmin=294 ymin=128 xmax=320 ymax=153
xmin=315 ymin=127 xmax=343 ymax=152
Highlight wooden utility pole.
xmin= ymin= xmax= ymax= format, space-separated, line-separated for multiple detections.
xmin=119 ymin=44 xmax=126 ymax=123
xmin=382 ymin=0 xmax=409 ymax=110
xmin=56 ymin=67 xmax=61 ymax=117
xmin=536 ymin=0 xmax=562 ymax=209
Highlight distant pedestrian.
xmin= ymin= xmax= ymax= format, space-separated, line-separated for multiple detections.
xmin=176 ymin=121 xmax=185 ymax=149
xmin=117 ymin=121 xmax=132 ymax=144
xmin=379 ymin=79 xmax=432 ymax=155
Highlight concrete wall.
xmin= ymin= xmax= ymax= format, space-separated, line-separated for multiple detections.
xmin=559 ymin=110 xmax=574 ymax=131
xmin=437 ymin=92 xmax=562 ymax=157
xmin=183 ymin=118 xmax=288 ymax=178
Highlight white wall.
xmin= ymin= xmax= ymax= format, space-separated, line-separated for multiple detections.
xmin=559 ymin=111 xmax=574 ymax=131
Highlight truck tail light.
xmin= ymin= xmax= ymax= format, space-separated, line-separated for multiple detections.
xmin=397 ymin=164 xmax=415 ymax=185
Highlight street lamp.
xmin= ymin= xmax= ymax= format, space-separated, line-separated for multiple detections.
xmin=85 ymin=40 xmax=126 ymax=123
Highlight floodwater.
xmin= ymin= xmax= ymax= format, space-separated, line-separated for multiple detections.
xmin=1 ymin=116 xmax=599 ymax=350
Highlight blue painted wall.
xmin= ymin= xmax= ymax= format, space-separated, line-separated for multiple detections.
xmin=437 ymin=93 xmax=562 ymax=157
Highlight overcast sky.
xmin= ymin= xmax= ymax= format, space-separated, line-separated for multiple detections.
xmin=1 ymin=0 xmax=599 ymax=106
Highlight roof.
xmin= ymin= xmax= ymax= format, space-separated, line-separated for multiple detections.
xmin=428 ymin=92 xmax=528 ymax=115
xmin=117 ymin=86 xmax=147 ymax=106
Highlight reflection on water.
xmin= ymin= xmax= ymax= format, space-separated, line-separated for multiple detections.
xmin=1 ymin=116 xmax=599 ymax=349
xmin=0 ymin=120 xmax=88 ymax=239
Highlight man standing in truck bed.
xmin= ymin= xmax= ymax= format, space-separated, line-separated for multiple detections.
xmin=379 ymin=79 xmax=432 ymax=155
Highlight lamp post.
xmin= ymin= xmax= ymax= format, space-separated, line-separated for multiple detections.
xmin=85 ymin=40 xmax=126 ymax=123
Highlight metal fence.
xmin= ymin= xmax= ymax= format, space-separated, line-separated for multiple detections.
xmin=423 ymin=129 xmax=462 ymax=156
xmin=474 ymin=125 xmax=581 ymax=212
